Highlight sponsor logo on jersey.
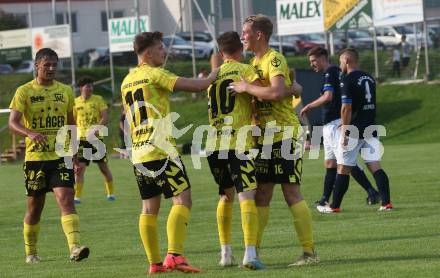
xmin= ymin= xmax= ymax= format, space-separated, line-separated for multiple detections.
xmin=30 ymin=96 xmax=45 ymax=103
xmin=54 ymin=93 xmax=65 ymax=102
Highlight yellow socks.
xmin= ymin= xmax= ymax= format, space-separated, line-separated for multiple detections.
xmin=289 ymin=200 xmax=314 ymax=254
xmin=23 ymin=222 xmax=40 ymax=256
xmin=239 ymin=200 xmax=258 ymax=246
xmin=167 ymin=205 xmax=190 ymax=254
xmin=61 ymin=214 xmax=81 ymax=251
xmin=139 ymin=214 xmax=162 ymax=264
xmin=74 ymin=182 xmax=83 ymax=199
xmin=256 ymin=206 xmax=269 ymax=248
xmin=104 ymin=181 xmax=114 ymax=196
xmin=217 ymin=200 xmax=233 ymax=245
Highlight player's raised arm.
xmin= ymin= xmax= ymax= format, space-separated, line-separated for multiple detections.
xmin=174 ymin=67 xmax=219 ymax=92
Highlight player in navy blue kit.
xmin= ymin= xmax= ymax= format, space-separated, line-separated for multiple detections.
xmin=300 ymin=47 xmax=379 ymax=211
xmin=319 ymin=48 xmax=392 ymax=213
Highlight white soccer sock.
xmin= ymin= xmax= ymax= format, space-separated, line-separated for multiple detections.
xmin=244 ymin=245 xmax=257 ymax=262
xmin=221 ymin=244 xmax=232 ymax=256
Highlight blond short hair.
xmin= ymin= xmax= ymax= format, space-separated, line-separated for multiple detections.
xmin=244 ymin=14 xmax=273 ymax=41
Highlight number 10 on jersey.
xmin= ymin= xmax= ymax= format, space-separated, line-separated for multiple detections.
xmin=209 ymin=79 xmax=236 ymax=119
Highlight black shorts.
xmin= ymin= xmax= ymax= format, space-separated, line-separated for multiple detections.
xmin=402 ymin=57 xmax=410 ymax=67
xmin=23 ymin=158 xmax=75 ymax=196
xmin=207 ymin=151 xmax=257 ymax=195
xmin=133 ymin=157 xmax=191 ymax=200
xmin=255 ymin=139 xmax=303 ymax=185
xmin=78 ymin=140 xmax=108 ymax=166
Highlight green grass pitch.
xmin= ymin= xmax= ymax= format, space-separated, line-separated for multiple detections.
xmin=0 ymin=142 xmax=439 ymax=277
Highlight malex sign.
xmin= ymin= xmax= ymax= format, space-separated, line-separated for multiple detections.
xmin=108 ymin=15 xmax=149 ymax=53
xmin=277 ymin=0 xmax=325 ymax=35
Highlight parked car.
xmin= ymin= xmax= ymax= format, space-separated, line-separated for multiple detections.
xmin=375 ymin=25 xmax=433 ymax=48
xmin=269 ymin=37 xmax=298 ymax=56
xmin=78 ymin=47 xmax=109 ymax=68
xmin=163 ymin=35 xmax=206 ymax=59
xmin=0 ymin=63 xmax=14 ymax=74
xmin=334 ymin=30 xmax=385 ymax=51
xmin=15 ymin=60 xmax=34 ymax=73
xmin=176 ymin=31 xmax=215 ymax=58
xmin=284 ymin=33 xmax=325 ymax=54
xmin=427 ymin=24 xmax=440 ymax=48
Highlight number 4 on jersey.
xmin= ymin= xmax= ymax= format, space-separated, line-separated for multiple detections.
xmin=365 ymin=81 xmax=372 ymax=103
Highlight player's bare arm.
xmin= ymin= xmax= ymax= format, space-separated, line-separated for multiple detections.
xmin=88 ymin=109 xmax=109 ymax=138
xmin=230 ymin=75 xmax=288 ymax=101
xmin=291 ymin=80 xmax=303 ymax=98
xmin=340 ymin=103 xmax=352 ymax=146
xmin=174 ymin=67 xmax=220 ymax=92
xmin=98 ymin=109 xmax=109 ymax=126
xmin=8 ymin=109 xmax=48 ymax=146
xmin=300 ymin=90 xmax=332 ymax=117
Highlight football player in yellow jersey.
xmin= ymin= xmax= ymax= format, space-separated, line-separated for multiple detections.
xmin=120 ymin=32 xmax=218 ymax=274
xmin=8 ymin=48 xmax=89 ymax=263
xmin=73 ymin=77 xmax=115 ymax=204
xmin=231 ymin=14 xmax=318 ymax=266
xmin=206 ymin=31 xmax=264 ymax=270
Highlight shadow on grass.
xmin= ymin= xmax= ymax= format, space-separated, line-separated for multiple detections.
xmin=377 ymin=99 xmax=422 ymax=125
xmin=264 ymin=254 xmax=440 ymax=269
xmin=384 ymin=121 xmax=428 ymax=141
xmin=317 ymin=232 xmax=440 ymax=246
xmin=376 ymin=99 xmax=422 ymax=125
xmin=322 ymin=254 xmax=440 ymax=266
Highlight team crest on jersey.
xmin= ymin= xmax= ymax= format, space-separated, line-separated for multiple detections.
xmin=255 ymin=67 xmax=265 ymax=80
xmin=54 ymin=93 xmax=65 ymax=102
xmin=325 ymin=73 xmax=330 ymax=78
xmin=271 ymin=57 xmax=281 ymax=67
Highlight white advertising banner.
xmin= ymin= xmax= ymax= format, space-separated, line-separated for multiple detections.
xmin=31 ymin=25 xmax=71 ymax=58
xmin=108 ymin=16 xmax=149 ymax=53
xmin=372 ymin=0 xmax=424 ymax=27
xmin=0 ymin=28 xmax=31 ymax=50
xmin=276 ymin=0 xmax=325 ymax=35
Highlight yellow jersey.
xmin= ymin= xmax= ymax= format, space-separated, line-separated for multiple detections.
xmin=73 ymin=94 xmax=108 ymax=139
xmin=251 ymin=48 xmax=300 ymax=144
xmin=120 ymin=63 xmax=179 ymax=164
xmin=9 ymin=79 xmax=74 ymax=161
xmin=207 ymin=59 xmax=259 ymax=152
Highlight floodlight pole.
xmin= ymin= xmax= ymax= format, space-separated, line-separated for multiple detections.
xmin=105 ymin=0 xmax=116 ymax=100
xmin=329 ymin=31 xmax=334 ymax=56
xmin=239 ymin=0 xmax=245 ymax=28
xmin=193 ymin=0 xmax=219 ymax=52
xmin=372 ymin=27 xmax=379 ymax=79
xmin=134 ymin=0 xmax=141 ymax=33
xmin=27 ymin=3 xmax=36 ymax=78
xmin=189 ymin=0 xmax=197 ymax=78
xmin=232 ymin=0 xmax=237 ymax=32
xmin=147 ymin=0 xmax=152 ymax=31
xmin=422 ymin=1 xmax=430 ymax=80
xmin=52 ymin=0 xmax=56 ymax=25
xmin=67 ymin=0 xmax=76 ymax=88
xmin=27 ymin=3 xmax=33 ymax=29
